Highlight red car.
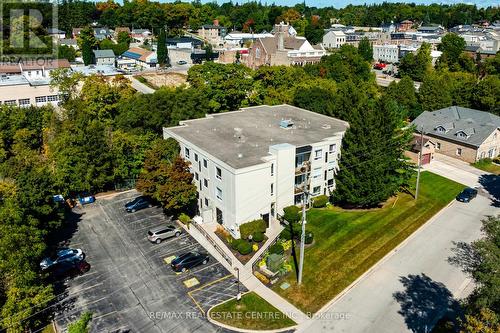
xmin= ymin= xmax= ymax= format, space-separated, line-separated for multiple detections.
xmin=374 ymin=63 xmax=386 ymax=70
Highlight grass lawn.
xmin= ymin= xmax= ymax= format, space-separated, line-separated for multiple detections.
xmin=472 ymin=158 xmax=500 ymax=175
xmin=273 ymin=171 xmax=464 ymax=313
xmin=41 ymin=324 xmax=55 ymax=333
xmin=209 ymin=292 xmax=296 ymax=330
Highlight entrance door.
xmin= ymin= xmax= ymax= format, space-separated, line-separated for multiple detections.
xmin=216 ymin=208 xmax=223 ymax=225
xmin=422 ymin=153 xmax=431 ymax=165
xmin=262 ymin=213 xmax=270 ymax=227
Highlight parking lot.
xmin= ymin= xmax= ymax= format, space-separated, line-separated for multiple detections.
xmin=54 ymin=190 xmax=244 ymax=333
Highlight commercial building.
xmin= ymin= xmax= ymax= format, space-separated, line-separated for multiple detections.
xmin=198 ymin=20 xmax=227 ymax=47
xmin=411 ymin=106 xmax=500 ymax=163
xmin=163 ymin=105 xmax=348 ymax=238
xmin=373 ymin=44 xmax=399 ymax=63
xmin=119 ymin=47 xmax=158 ymax=69
xmin=0 ymin=59 xmax=70 ymax=107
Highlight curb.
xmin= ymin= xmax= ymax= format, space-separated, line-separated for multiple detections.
xmin=305 ymin=197 xmax=457 ymax=327
xmin=206 ymin=293 xmax=299 ymax=333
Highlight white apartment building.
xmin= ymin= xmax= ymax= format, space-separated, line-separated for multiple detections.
xmin=373 ymin=44 xmax=399 ymax=63
xmin=322 ymin=30 xmax=346 ymax=49
xmin=163 ymin=105 xmax=348 ymax=238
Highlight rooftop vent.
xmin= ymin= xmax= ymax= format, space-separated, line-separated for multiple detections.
xmin=280 ymin=119 xmax=294 ymax=129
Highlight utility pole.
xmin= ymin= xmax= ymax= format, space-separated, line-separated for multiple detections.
xmin=298 ymin=189 xmax=307 ymax=285
xmin=415 ymin=126 xmax=424 ymax=201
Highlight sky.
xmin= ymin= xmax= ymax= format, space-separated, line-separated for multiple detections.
xmin=159 ymin=0 xmax=500 ymax=8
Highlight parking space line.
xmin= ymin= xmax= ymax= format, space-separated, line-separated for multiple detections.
xmin=143 ymin=235 xmax=189 ymax=254
xmin=93 ymin=310 xmax=118 ymax=320
xmin=188 ymin=274 xmax=233 ymax=294
xmin=125 ymin=212 xmax=165 ymax=225
xmin=187 ymin=292 xmax=205 ymax=314
xmin=153 ymin=243 xmax=199 ymax=259
xmin=180 ymin=262 xmax=221 ymax=278
xmin=134 ymin=221 xmax=176 ymax=234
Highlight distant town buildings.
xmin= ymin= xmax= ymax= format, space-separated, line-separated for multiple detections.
xmin=118 ymin=47 xmax=158 ymax=69
xmin=198 ymin=20 xmax=227 ymax=47
xmin=322 ymin=30 xmax=346 ymax=49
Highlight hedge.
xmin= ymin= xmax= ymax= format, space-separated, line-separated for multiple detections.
xmin=279 ymin=228 xmax=292 ymax=240
xmin=283 ymin=205 xmax=300 ymax=223
xmin=178 ymin=213 xmax=190 ymax=224
xmin=269 ymin=243 xmax=284 ymax=255
xmin=312 ymin=195 xmax=329 ymax=208
xmin=252 ymin=232 xmax=264 ymax=243
xmin=231 ymin=238 xmax=246 ymax=251
xmin=240 ymin=219 xmax=267 ymax=239
xmin=237 ymin=241 xmax=253 ymax=255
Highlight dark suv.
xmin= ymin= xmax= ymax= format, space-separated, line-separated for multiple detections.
xmin=125 ymin=196 xmax=152 ymax=212
xmin=456 ymin=187 xmax=478 ymax=203
xmin=47 ymin=260 xmax=91 ymax=280
xmin=171 ymin=251 xmax=209 ymax=272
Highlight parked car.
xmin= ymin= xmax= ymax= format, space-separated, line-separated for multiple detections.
xmin=47 ymin=260 xmax=91 ymax=280
xmin=125 ymin=196 xmax=152 ymax=212
xmin=78 ymin=195 xmax=95 ymax=205
xmin=171 ymin=251 xmax=209 ymax=272
xmin=456 ymin=187 xmax=478 ymax=203
xmin=177 ymin=60 xmax=187 ymax=65
xmin=148 ymin=225 xmax=182 ymax=244
xmin=40 ymin=248 xmax=85 ymax=270
xmin=373 ymin=63 xmax=386 ymax=70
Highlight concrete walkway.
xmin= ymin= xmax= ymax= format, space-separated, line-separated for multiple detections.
xmin=127 ymin=75 xmax=156 ymax=94
xmin=184 ymin=221 xmax=310 ymax=325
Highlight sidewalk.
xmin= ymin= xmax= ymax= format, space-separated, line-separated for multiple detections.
xmin=184 ymin=221 xmax=309 ymax=325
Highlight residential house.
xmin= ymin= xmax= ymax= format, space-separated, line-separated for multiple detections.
xmin=398 ymin=20 xmax=414 ymax=31
xmin=322 ymin=30 xmax=346 ymax=49
xmin=93 ymin=49 xmax=116 ymax=66
xmin=198 ymin=20 xmax=227 ymax=47
xmin=246 ymin=23 xmax=326 ymax=69
xmin=115 ymin=27 xmax=131 ymax=40
xmin=131 ymin=29 xmax=152 ymax=43
xmin=47 ymin=28 xmax=66 ymax=40
xmin=163 ymin=105 xmax=348 ymax=238
xmin=93 ymin=27 xmax=114 ymax=41
xmin=411 ymin=106 xmax=500 ymax=163
xmin=119 ymin=47 xmax=157 ymax=69
xmin=59 ymin=38 xmax=78 ymax=49
xmin=405 ymin=135 xmax=436 ymax=165
xmin=417 ymin=26 xmax=445 ymax=34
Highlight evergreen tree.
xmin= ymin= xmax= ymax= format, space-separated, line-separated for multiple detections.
xmin=77 ymin=27 xmax=97 ymax=66
xmin=358 ymin=37 xmax=373 ymax=62
xmin=333 ymin=98 xmax=413 ymax=207
xmin=157 ymin=28 xmax=169 ymax=67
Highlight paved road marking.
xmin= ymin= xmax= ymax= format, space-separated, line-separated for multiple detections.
xmin=183 ymin=277 xmax=200 ymax=288
xmin=163 ymin=255 xmax=176 ymax=264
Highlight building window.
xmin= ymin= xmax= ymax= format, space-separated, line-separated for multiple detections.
xmin=313 ymin=186 xmax=321 ymax=195
xmin=4 ymin=100 xmax=16 ymax=105
xmin=216 ymin=167 xmax=222 ymax=180
xmin=255 ymin=47 xmax=261 ymax=59
xmin=194 ymin=153 xmax=198 ymax=162
xmin=329 ymin=144 xmax=336 ymax=153
xmin=436 ymin=142 xmax=441 ymax=150
xmin=35 ymin=96 xmax=47 ymax=103
xmin=203 ymin=159 xmax=208 ymax=168
xmin=271 ymin=163 xmax=274 ymax=176
xmin=47 ymin=95 xmax=58 ymax=102
xmin=205 ymin=198 xmax=209 ymax=206
xmin=185 ymin=147 xmax=190 ymax=158
xmin=195 ymin=172 xmax=199 ymax=180
xmin=456 ymin=148 xmax=462 ymax=156
xmin=314 ymin=149 xmax=322 ymax=160
xmin=216 ymin=187 xmax=222 ymax=200
xmin=313 ymin=167 xmax=321 ymax=179
xmin=271 ymin=183 xmax=274 ymax=196
xmin=204 ymin=178 xmax=209 ymax=188
xmin=18 ymin=98 xmax=30 ymax=106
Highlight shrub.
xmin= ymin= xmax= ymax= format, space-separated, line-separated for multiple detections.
xmin=305 ymin=231 xmax=314 ymax=244
xmin=312 ymin=195 xmax=329 ymax=208
xmin=178 ymin=213 xmax=190 ymax=224
xmin=239 ymin=219 xmax=267 ymax=239
xmin=231 ymin=238 xmax=246 ymax=251
xmin=237 ymin=241 xmax=252 ymax=255
xmin=252 ymin=244 xmax=259 ymax=252
xmin=280 ymin=228 xmax=292 ymax=240
xmin=254 ymin=271 xmax=270 ymax=284
xmin=68 ymin=312 xmax=92 ymax=333
xmin=283 ymin=205 xmax=300 ymax=223
xmin=269 ymin=243 xmax=284 ymax=255
xmin=252 ymin=232 xmax=264 ymax=243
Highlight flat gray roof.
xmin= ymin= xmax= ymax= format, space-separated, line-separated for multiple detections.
xmin=165 ymin=105 xmax=348 ymax=169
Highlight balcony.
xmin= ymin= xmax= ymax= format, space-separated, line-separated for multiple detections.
xmin=295 ymin=161 xmax=311 ymax=175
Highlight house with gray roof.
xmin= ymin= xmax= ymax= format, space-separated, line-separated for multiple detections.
xmin=93 ymin=49 xmax=116 ymax=66
xmin=411 ymin=106 xmax=500 ymax=163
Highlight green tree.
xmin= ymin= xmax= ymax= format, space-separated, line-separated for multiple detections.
xmin=438 ymin=33 xmax=466 ymax=69
xmin=398 ymin=42 xmax=432 ymax=81
xmin=386 ymin=76 xmax=420 ymax=119
xmin=157 ymin=27 xmax=169 ymax=67
xmin=333 ymin=98 xmax=413 ymax=207
xmin=57 ymin=44 xmax=77 ymax=62
xmin=68 ymin=312 xmax=92 ymax=333
xmin=117 ymin=31 xmax=131 ymax=46
xmin=473 ymin=75 xmax=500 ymax=115
xmin=418 ymin=72 xmax=452 ymax=111
xmin=358 ymin=37 xmax=373 ymax=62
xmin=50 ymin=68 xmax=84 ymax=102
xmin=460 ymin=308 xmax=499 ymax=333
xmin=77 ymin=27 xmax=98 ymax=65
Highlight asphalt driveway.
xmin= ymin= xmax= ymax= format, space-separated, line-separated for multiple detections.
xmin=53 ymin=190 xmax=241 ymax=333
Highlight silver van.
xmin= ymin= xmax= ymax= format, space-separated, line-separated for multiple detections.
xmin=147 ymin=225 xmax=182 ymax=244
